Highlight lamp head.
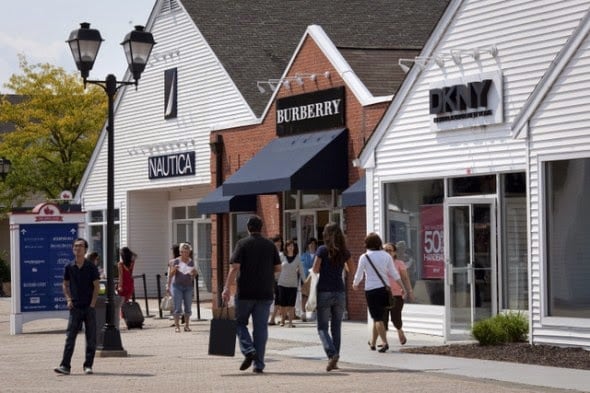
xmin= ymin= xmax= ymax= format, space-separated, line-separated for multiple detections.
xmin=121 ymin=25 xmax=156 ymax=82
xmin=66 ymin=22 xmax=103 ymax=81
xmin=398 ymin=59 xmax=412 ymax=73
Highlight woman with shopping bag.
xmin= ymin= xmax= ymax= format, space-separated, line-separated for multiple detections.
xmin=312 ymin=223 xmax=354 ymax=372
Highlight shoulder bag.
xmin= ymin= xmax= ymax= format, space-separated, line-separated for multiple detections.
xmin=365 ymin=254 xmax=395 ymax=310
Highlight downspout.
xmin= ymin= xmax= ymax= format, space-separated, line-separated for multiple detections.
xmin=212 ymin=134 xmax=224 ymax=307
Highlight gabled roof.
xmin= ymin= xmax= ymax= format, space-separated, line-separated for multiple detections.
xmin=180 ymin=0 xmax=450 ymax=116
xmin=358 ymin=0 xmax=462 ymax=168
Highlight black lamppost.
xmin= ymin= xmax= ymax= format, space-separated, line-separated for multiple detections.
xmin=67 ymin=22 xmax=155 ymax=355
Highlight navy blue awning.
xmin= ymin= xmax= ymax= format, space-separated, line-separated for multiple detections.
xmin=341 ymin=176 xmax=366 ymax=207
xmin=222 ymin=128 xmax=348 ymax=196
xmin=196 ymin=186 xmax=257 ymax=215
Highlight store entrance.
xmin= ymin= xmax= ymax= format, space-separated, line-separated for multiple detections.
xmin=444 ymin=198 xmax=496 ymax=339
xmin=285 ymin=210 xmax=332 ymax=249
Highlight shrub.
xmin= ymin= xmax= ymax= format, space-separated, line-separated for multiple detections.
xmin=496 ymin=312 xmax=528 ymax=342
xmin=0 ymin=258 xmax=10 ymax=282
xmin=472 ymin=312 xmax=528 ymax=345
xmin=472 ymin=318 xmax=508 ymax=345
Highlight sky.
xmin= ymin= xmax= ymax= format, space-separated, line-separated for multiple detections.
xmin=0 ymin=0 xmax=154 ymax=93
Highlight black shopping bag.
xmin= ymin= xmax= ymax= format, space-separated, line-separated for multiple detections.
xmin=208 ymin=306 xmax=237 ymax=357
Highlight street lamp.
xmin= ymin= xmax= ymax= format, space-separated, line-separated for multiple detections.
xmin=67 ymin=22 xmax=155 ymax=355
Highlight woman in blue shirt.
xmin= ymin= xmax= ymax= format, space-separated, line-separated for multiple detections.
xmin=312 ymin=223 xmax=354 ymax=372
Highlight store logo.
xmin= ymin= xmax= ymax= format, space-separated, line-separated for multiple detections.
xmin=148 ymin=151 xmax=195 ymax=179
xmin=430 ymin=80 xmax=492 ymax=116
xmin=429 ymin=72 xmax=503 ymax=130
xmin=276 ymin=86 xmax=346 ymax=136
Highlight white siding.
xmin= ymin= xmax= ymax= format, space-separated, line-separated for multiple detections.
xmin=528 ymin=29 xmax=590 ymax=347
xmin=370 ymin=0 xmax=589 ymax=336
xmin=127 ymin=190 xmax=169 ymax=295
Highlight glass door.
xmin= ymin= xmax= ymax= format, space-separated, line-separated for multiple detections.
xmin=444 ymin=198 xmax=495 ymax=338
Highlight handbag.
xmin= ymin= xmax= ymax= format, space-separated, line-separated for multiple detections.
xmin=208 ymin=305 xmax=237 ymax=357
xmin=366 ymin=254 xmax=395 ymax=310
xmin=160 ymin=295 xmax=173 ymax=312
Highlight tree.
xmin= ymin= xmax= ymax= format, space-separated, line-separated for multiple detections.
xmin=0 ymin=55 xmax=106 ymax=214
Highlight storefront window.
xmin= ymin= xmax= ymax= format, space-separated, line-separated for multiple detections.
xmin=545 ymin=158 xmax=590 ymax=318
xmin=172 ymin=206 xmax=186 ymax=220
xmin=283 ymin=190 xmax=340 ymax=248
xmin=385 ymin=179 xmax=444 ymax=305
xmin=501 ymin=172 xmax=528 ymax=310
xmin=301 ymin=190 xmax=333 ymax=209
xmin=449 ymin=175 xmax=496 ymax=196
xmin=285 ymin=191 xmax=297 ymax=210
xmin=87 ymin=209 xmax=120 ymax=269
xmin=231 ymin=213 xmax=250 ymax=251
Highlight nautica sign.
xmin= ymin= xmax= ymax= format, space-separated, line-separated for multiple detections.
xmin=148 ymin=151 xmax=195 ymax=179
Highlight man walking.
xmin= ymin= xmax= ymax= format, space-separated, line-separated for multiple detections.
xmin=222 ymin=215 xmax=281 ymax=373
xmin=54 ymin=238 xmax=100 ymax=375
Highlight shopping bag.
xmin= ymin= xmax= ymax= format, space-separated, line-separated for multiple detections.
xmin=305 ymin=269 xmax=319 ymax=312
xmin=208 ymin=306 xmax=237 ymax=357
xmin=160 ymin=295 xmax=173 ymax=312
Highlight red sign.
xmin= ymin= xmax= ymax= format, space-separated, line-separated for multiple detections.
xmin=420 ymin=204 xmax=444 ymax=279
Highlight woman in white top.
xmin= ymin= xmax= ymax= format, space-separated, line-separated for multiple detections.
xmin=353 ymin=233 xmax=405 ymax=353
xmin=277 ymin=239 xmax=302 ymax=327
xmin=166 ymin=243 xmax=197 ymax=333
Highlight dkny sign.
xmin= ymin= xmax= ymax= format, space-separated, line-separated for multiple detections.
xmin=276 ymin=87 xmax=345 ymax=136
xmin=429 ymin=72 xmax=503 ymax=131
xmin=148 ymin=151 xmax=195 ymax=179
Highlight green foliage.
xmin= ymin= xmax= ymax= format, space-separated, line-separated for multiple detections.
xmin=472 ymin=318 xmax=508 ymax=345
xmin=495 ymin=312 xmax=528 ymax=342
xmin=0 ymin=55 xmax=106 ymax=215
xmin=472 ymin=312 xmax=528 ymax=346
xmin=0 ymin=257 xmax=10 ymax=282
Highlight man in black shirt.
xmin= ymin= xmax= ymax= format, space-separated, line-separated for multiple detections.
xmin=54 ymin=238 xmax=100 ymax=375
xmin=222 ymin=215 xmax=281 ymax=373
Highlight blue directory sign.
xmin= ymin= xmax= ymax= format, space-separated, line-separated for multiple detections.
xmin=19 ymin=224 xmax=78 ymax=312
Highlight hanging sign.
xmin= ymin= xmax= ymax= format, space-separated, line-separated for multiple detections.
xmin=148 ymin=151 xmax=195 ymax=179
xmin=276 ymin=87 xmax=345 ymax=136
xmin=429 ymin=71 xmax=503 ymax=131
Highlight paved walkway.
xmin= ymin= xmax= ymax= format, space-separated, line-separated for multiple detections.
xmin=0 ymin=297 xmax=588 ymax=392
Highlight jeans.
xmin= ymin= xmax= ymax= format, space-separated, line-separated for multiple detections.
xmin=235 ymin=297 xmax=272 ymax=370
xmin=316 ymin=291 xmax=345 ymax=359
xmin=172 ymin=284 xmax=193 ymax=317
xmin=60 ymin=306 xmax=97 ymax=369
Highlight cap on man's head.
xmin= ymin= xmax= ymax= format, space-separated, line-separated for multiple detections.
xmin=247 ymin=215 xmax=263 ymax=232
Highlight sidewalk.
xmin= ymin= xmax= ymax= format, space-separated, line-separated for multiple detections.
xmin=1 ymin=297 xmax=588 ymax=392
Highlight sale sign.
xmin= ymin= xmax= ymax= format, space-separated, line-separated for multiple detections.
xmin=420 ymin=204 xmax=444 ymax=279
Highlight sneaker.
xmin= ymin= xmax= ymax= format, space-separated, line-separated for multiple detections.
xmin=54 ymin=366 xmax=70 ymax=375
xmin=252 ymin=368 xmax=263 ymax=374
xmin=239 ymin=351 xmax=257 ymax=371
xmin=84 ymin=367 xmax=93 ymax=375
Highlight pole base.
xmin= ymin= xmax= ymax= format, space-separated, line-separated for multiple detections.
xmin=96 ymin=326 xmax=127 ymax=357
xmin=96 ymin=348 xmax=128 ymax=357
